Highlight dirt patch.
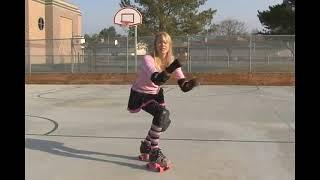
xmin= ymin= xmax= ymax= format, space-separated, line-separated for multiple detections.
xmin=25 ymin=73 xmax=294 ymax=86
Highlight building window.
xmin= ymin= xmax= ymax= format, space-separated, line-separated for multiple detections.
xmin=38 ymin=17 xmax=44 ymax=30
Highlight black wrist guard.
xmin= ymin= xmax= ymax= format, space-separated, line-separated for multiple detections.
xmin=177 ymin=78 xmax=198 ymax=92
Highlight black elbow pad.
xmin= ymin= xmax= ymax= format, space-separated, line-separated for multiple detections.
xmin=151 ymin=71 xmax=170 ymax=85
xmin=165 ymin=59 xmax=182 ymax=73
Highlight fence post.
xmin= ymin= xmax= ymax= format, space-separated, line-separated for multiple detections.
xmin=227 ymin=55 xmax=230 ymax=68
xmin=78 ymin=52 xmax=80 ymax=72
xmin=29 ymin=57 xmax=32 ymax=77
xmin=94 ymin=48 xmax=96 ymax=72
xmin=89 ymin=49 xmax=92 ymax=72
xmin=135 ymin=25 xmax=138 ymax=72
xmin=107 ymin=36 xmax=110 ymax=65
xmin=293 ymin=41 xmax=295 ymax=62
xmin=126 ymin=34 xmax=129 ymax=73
xmin=71 ymin=38 xmax=74 ymax=73
xmin=187 ymin=35 xmax=190 ymax=73
xmin=249 ymin=34 xmax=252 ymax=72
xmin=206 ymin=46 xmax=209 ymax=64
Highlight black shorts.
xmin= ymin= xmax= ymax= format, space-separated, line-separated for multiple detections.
xmin=127 ymin=88 xmax=165 ymax=113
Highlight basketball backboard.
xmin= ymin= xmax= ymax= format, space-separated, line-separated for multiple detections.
xmin=114 ymin=7 xmax=142 ymax=27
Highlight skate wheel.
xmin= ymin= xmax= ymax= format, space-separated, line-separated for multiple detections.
xmin=146 ymin=163 xmax=154 ymax=170
xmin=146 ymin=163 xmax=169 ymax=173
xmin=147 ymin=163 xmax=157 ymax=172
xmin=158 ymin=166 xmax=164 ymax=173
xmin=146 ymin=163 xmax=152 ymax=169
xmin=166 ymin=163 xmax=172 ymax=169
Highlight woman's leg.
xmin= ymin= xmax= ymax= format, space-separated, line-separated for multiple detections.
xmin=142 ymin=101 xmax=170 ymax=149
xmin=140 ymin=101 xmax=172 ymax=167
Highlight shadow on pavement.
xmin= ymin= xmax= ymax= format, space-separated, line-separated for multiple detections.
xmin=25 ymin=138 xmax=146 ymax=171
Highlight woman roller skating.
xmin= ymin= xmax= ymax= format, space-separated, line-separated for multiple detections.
xmin=127 ymin=32 xmax=198 ymax=172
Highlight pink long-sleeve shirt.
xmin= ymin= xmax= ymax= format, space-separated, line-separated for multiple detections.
xmin=131 ymin=55 xmax=185 ymax=94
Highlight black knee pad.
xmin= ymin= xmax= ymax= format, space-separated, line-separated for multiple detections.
xmin=152 ymin=108 xmax=171 ymax=132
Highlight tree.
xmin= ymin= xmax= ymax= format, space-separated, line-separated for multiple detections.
xmin=120 ymin=0 xmax=217 ymax=36
xmin=84 ymin=33 xmax=100 ymax=48
xmin=211 ymin=19 xmax=248 ymax=36
xmin=84 ymin=26 xmax=123 ymax=49
xmin=98 ymin=26 xmax=122 ymax=43
xmin=283 ymin=0 xmax=295 ymax=8
xmin=210 ymin=18 xmax=249 ymax=67
xmin=257 ymin=0 xmax=295 ymax=35
xmin=120 ymin=0 xmax=132 ymax=8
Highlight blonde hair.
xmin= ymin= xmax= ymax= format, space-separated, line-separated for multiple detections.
xmin=153 ymin=32 xmax=174 ymax=71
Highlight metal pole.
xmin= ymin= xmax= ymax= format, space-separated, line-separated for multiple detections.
xmin=190 ymin=56 xmax=192 ymax=72
xmin=206 ymin=46 xmax=209 ymax=64
xmin=293 ymin=42 xmax=295 ymax=62
xmin=71 ymin=38 xmax=74 ymax=73
xmin=126 ymin=31 xmax=129 ymax=73
xmin=249 ymin=34 xmax=252 ymax=72
xmin=29 ymin=56 xmax=32 ymax=76
xmin=107 ymin=35 xmax=109 ymax=64
xmin=71 ymin=37 xmax=76 ymax=73
xmin=253 ymin=35 xmax=256 ymax=64
xmin=253 ymin=35 xmax=256 ymax=54
xmin=26 ymin=41 xmax=31 ymax=74
xmin=135 ymin=25 xmax=137 ymax=72
xmin=187 ymin=36 xmax=190 ymax=72
xmin=78 ymin=52 xmax=80 ymax=72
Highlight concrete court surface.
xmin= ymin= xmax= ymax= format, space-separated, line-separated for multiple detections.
xmin=25 ymin=84 xmax=295 ymax=180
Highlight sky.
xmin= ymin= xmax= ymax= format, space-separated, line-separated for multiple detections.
xmin=68 ymin=0 xmax=283 ymax=35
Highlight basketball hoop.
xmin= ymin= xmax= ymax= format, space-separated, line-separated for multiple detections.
xmin=119 ymin=22 xmax=131 ymax=30
xmin=114 ymin=7 xmax=142 ymax=73
xmin=114 ymin=7 xmax=142 ymax=27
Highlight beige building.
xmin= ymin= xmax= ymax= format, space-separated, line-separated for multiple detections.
xmin=25 ymin=0 xmax=83 ymax=64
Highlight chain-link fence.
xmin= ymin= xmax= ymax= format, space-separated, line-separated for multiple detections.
xmin=25 ymin=35 xmax=295 ymax=74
